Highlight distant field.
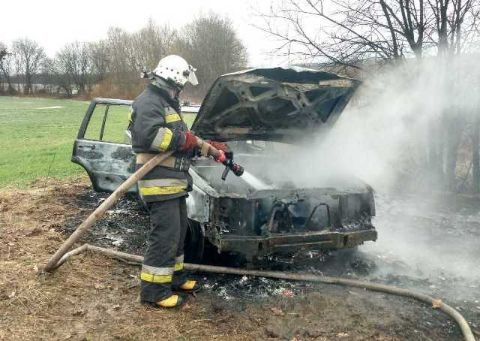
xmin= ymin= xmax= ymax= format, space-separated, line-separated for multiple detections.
xmin=0 ymin=96 xmax=196 ymax=187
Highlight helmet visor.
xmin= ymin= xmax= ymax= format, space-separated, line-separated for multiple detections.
xmin=188 ymin=69 xmax=198 ymax=86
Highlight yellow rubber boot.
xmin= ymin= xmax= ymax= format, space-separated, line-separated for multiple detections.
xmin=155 ymin=294 xmax=185 ymax=308
xmin=175 ymin=280 xmax=201 ymax=293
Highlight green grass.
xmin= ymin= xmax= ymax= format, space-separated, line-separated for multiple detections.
xmin=0 ymin=96 xmax=196 ymax=188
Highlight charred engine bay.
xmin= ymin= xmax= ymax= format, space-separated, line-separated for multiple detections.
xmin=62 ymin=188 xmax=479 ymax=339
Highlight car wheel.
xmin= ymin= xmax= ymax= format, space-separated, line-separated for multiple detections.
xmin=184 ymin=219 xmax=204 ymax=263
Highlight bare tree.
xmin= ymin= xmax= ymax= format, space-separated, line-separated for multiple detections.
xmin=55 ymin=42 xmax=92 ymax=94
xmin=37 ymin=57 xmax=58 ymax=94
xmin=427 ymin=0 xmax=480 ymax=56
xmin=259 ymin=0 xmax=479 ymax=67
xmin=131 ymin=19 xmax=177 ymax=70
xmin=87 ymin=41 xmax=110 ymax=83
xmin=105 ymin=27 xmax=138 ymax=78
xmin=175 ymin=13 xmax=248 ymax=97
xmin=101 ymin=26 xmax=143 ymax=97
xmin=12 ymin=38 xmax=46 ymax=94
xmin=39 ymin=56 xmax=73 ymax=97
xmin=100 ymin=21 xmax=177 ymax=94
xmin=0 ymin=42 xmax=16 ymax=94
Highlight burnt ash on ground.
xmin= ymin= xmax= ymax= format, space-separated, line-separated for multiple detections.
xmin=60 ymin=187 xmax=479 ymax=339
xmin=63 ymin=190 xmax=150 ymax=255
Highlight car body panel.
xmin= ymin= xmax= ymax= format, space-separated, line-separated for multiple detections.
xmin=72 ymin=139 xmax=136 ymax=193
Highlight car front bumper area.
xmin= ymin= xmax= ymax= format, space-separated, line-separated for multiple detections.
xmin=217 ymin=228 xmax=377 ymax=259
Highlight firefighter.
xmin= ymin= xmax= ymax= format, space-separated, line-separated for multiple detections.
xmin=129 ymin=55 xmax=225 ymax=308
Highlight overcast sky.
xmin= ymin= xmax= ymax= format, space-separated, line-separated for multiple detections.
xmin=1 ymin=0 xmax=288 ymax=67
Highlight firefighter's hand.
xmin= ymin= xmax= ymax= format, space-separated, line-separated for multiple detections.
xmin=214 ymin=150 xmax=227 ymax=163
xmin=181 ymin=131 xmax=197 ymax=151
xmin=207 ymin=140 xmax=229 ymax=153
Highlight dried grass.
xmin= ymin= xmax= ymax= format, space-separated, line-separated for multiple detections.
xmin=0 ymin=178 xmax=264 ymax=340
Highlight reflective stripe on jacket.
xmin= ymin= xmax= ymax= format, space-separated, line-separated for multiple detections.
xmin=131 ymin=84 xmax=193 ymax=202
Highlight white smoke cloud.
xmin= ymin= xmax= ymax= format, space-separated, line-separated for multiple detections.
xmin=314 ymin=57 xmax=480 ymax=285
xmin=279 ymin=56 xmax=480 ymax=192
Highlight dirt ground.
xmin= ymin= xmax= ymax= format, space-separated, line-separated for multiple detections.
xmin=0 ymin=178 xmax=471 ymax=340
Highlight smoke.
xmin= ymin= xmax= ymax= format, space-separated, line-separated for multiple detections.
xmin=306 ymin=56 xmax=480 ymax=287
xmin=257 ymin=56 xmax=475 ymax=194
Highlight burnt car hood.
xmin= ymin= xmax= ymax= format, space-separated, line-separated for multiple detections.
xmin=191 ymin=67 xmax=360 ymax=142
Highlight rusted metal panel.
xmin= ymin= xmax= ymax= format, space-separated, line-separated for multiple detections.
xmin=217 ymin=229 xmax=377 ymax=258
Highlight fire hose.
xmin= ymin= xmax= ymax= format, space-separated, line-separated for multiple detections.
xmin=54 ymin=244 xmax=476 ymax=341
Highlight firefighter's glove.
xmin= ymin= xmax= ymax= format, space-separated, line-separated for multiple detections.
xmin=214 ymin=150 xmax=227 ymax=163
xmin=207 ymin=140 xmax=229 ymax=153
xmin=181 ymin=131 xmax=197 ymax=151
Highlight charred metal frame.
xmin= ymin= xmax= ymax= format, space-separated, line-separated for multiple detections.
xmin=191 ymin=68 xmax=360 ymax=142
xmin=216 ymin=229 xmax=378 ymax=260
xmin=77 ymin=98 xmax=133 ymax=140
xmin=204 ymin=190 xmax=377 ymax=260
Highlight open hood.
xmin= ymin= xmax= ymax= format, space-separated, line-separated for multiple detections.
xmin=191 ymin=67 xmax=360 ymax=142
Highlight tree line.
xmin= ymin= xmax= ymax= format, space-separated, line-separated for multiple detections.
xmin=0 ymin=14 xmax=247 ymax=101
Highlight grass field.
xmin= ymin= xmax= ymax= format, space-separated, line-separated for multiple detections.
xmin=0 ymin=96 xmax=196 ymax=187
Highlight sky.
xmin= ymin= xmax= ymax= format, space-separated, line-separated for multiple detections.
xmin=0 ymin=0 xmax=288 ymax=67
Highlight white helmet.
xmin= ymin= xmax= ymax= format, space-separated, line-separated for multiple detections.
xmin=152 ymin=55 xmax=198 ymax=89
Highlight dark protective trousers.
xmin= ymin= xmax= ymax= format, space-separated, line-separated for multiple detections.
xmin=140 ymin=197 xmax=188 ymax=303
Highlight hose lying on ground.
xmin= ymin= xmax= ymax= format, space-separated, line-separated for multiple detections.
xmin=54 ymin=243 xmax=476 ymax=341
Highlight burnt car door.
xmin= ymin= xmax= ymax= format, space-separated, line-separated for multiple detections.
xmin=72 ymin=98 xmax=136 ymax=193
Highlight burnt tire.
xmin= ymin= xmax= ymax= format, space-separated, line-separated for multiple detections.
xmin=184 ymin=219 xmax=204 ymax=263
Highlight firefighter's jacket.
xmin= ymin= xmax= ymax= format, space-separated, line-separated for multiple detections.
xmin=130 ymin=84 xmax=193 ymax=202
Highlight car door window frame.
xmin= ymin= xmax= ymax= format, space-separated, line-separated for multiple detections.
xmin=77 ymin=98 xmax=133 ymax=143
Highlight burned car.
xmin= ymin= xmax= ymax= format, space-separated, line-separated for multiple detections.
xmin=72 ymin=67 xmax=377 ymax=263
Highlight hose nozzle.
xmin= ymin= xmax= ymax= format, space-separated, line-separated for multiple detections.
xmin=221 ymin=152 xmax=244 ymax=181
